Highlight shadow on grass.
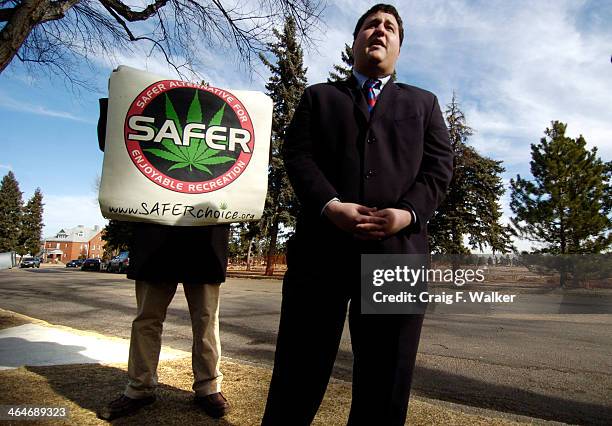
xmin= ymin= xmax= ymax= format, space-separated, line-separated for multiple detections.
xmin=221 ymin=319 xmax=612 ymax=425
xmin=17 ymin=363 xmax=238 ymax=425
xmin=410 ymin=364 xmax=612 ymax=426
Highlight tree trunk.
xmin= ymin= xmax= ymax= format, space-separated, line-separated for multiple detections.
xmin=246 ymin=237 xmax=253 ymax=271
xmin=451 ymin=231 xmax=462 ymax=271
xmin=265 ymin=217 xmax=279 ymax=276
xmin=558 ymin=213 xmax=567 ymax=288
xmin=0 ymin=0 xmax=53 ymax=73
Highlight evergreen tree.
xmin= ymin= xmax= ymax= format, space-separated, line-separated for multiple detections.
xmin=0 ymin=171 xmax=23 ymax=252
xmin=428 ymin=93 xmax=513 ymax=254
xmin=19 ymin=188 xmax=44 ymax=256
xmin=101 ymin=220 xmax=133 ymax=256
xmin=510 ymin=121 xmax=612 ymax=255
xmin=328 ymin=43 xmax=354 ymax=82
xmin=259 ymin=16 xmax=308 ymax=275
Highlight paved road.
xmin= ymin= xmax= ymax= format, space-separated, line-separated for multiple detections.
xmin=1 ymin=266 xmax=611 ymax=425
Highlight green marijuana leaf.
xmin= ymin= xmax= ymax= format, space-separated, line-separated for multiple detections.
xmin=220 ymin=202 xmax=228 ymax=210
xmin=143 ymin=92 xmax=235 ymax=174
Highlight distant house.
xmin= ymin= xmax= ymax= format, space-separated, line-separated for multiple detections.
xmin=43 ymin=225 xmax=105 ymax=263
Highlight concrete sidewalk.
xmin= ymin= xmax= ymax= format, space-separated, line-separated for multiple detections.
xmin=0 ymin=323 xmax=187 ymax=369
xmin=0 ymin=308 xmax=556 ymax=425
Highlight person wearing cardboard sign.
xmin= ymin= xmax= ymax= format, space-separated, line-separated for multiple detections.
xmin=262 ymin=4 xmax=453 ymax=426
xmin=95 ymin=98 xmax=231 ymax=421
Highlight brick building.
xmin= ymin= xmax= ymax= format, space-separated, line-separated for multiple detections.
xmin=43 ymin=225 xmax=105 ymax=263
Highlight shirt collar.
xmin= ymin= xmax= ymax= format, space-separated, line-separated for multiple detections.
xmin=352 ymin=69 xmax=392 ymax=90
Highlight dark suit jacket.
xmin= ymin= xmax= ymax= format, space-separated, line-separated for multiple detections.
xmin=283 ymin=76 xmax=453 ymax=266
xmin=127 ymin=222 xmax=229 ymax=284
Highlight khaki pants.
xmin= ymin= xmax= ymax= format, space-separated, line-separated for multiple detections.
xmin=124 ymin=280 xmax=222 ymax=399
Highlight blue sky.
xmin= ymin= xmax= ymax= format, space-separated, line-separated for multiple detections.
xmin=0 ymin=0 xmax=610 ymax=250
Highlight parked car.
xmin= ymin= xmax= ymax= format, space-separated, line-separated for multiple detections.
xmin=20 ymin=257 xmax=41 ymax=268
xmin=108 ymin=251 xmax=129 ymax=273
xmin=66 ymin=259 xmax=84 ymax=268
xmin=81 ymin=258 xmax=102 ymax=271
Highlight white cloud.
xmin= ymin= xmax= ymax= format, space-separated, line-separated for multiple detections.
xmin=42 ymin=194 xmax=107 ymax=238
xmin=303 ymin=26 xmax=351 ymax=84
xmin=0 ymin=164 xmax=13 ymax=171
xmin=88 ymin=41 xmax=269 ymax=93
xmin=0 ymin=92 xmax=93 ymax=123
xmin=403 ymin=1 xmax=610 ymax=161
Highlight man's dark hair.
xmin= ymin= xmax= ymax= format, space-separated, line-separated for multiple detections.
xmin=353 ymin=4 xmax=404 ymax=46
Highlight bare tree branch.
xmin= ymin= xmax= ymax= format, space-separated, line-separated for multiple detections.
xmin=98 ymin=0 xmax=168 ymax=22
xmin=1 ymin=0 xmax=51 ymax=73
xmin=100 ymin=0 xmax=187 ymax=77
xmin=0 ymin=0 xmax=325 ymax=88
xmin=41 ymin=0 xmax=80 ymax=22
xmin=0 ymin=7 xmax=15 ymax=21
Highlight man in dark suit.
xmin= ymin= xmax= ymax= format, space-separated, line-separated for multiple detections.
xmin=262 ymin=4 xmax=453 ymax=425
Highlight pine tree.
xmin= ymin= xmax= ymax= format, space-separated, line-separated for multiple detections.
xmin=259 ymin=16 xmax=308 ymax=275
xmin=101 ymin=220 xmax=133 ymax=256
xmin=428 ymin=93 xmax=513 ymax=254
xmin=510 ymin=121 xmax=612 ymax=255
xmin=328 ymin=43 xmax=354 ymax=82
xmin=19 ymin=188 xmax=44 ymax=256
xmin=0 ymin=171 xmax=24 ymax=252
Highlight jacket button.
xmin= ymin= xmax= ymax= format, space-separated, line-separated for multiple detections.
xmin=365 ymin=170 xmax=376 ymax=179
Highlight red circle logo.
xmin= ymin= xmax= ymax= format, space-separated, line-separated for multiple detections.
xmin=124 ymin=81 xmax=254 ymax=194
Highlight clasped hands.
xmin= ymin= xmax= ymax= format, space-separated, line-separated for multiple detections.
xmin=324 ymin=201 xmax=412 ymax=240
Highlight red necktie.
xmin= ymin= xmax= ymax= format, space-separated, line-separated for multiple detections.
xmin=364 ymin=78 xmax=382 ymax=112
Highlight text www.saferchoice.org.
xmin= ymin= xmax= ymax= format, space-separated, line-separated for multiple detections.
xmin=108 ymin=203 xmax=255 ymax=220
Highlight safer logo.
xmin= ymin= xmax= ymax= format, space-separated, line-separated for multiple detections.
xmin=124 ymin=80 xmax=254 ymax=194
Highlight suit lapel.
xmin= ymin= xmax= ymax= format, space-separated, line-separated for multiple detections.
xmin=341 ymin=75 xmax=369 ymax=123
xmin=340 ymin=75 xmax=398 ymax=123
xmin=370 ymin=80 xmax=398 ymax=123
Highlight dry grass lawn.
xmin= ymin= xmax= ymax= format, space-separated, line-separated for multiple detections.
xmin=0 ymin=309 xmax=32 ymax=330
xmin=0 ymin=358 xmax=527 ymax=425
xmin=0 ymin=309 xmax=527 ymax=425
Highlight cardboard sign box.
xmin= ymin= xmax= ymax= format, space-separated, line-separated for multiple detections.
xmin=99 ymin=66 xmax=272 ymax=226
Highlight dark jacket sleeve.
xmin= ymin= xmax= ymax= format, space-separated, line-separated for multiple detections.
xmin=97 ymin=98 xmax=109 ymax=152
xmin=282 ymin=88 xmax=339 ymax=215
xmin=396 ymin=95 xmax=453 ymax=232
